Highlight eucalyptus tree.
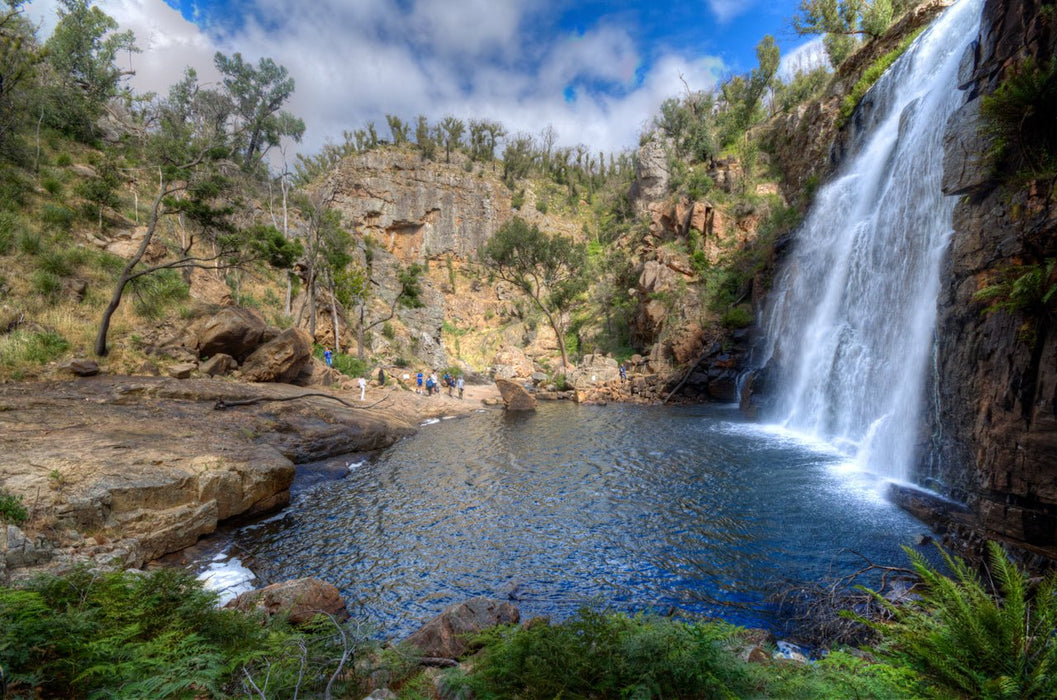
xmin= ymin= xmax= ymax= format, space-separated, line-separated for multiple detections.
xmin=0 ymin=1 xmax=43 ymax=150
xmin=439 ymin=115 xmax=464 ymax=163
xmin=214 ymin=51 xmax=305 ymax=169
xmin=481 ymin=216 xmax=588 ymax=369
xmin=43 ymin=0 xmax=138 ymax=139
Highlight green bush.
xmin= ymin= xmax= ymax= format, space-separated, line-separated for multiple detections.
xmin=55 ymin=152 xmax=73 ymax=167
xmin=445 ymin=608 xmax=752 ymax=699
xmin=721 ymin=304 xmax=754 ymax=329
xmin=41 ymin=176 xmax=63 ymax=197
xmin=31 ymin=270 xmax=63 ymax=301
xmin=511 ymin=188 xmax=525 ymax=210
xmin=0 ymin=212 xmax=15 ymax=254
xmin=128 ymin=269 xmax=190 ymax=320
xmin=36 ymin=249 xmax=73 ymax=277
xmin=0 ymin=567 xmax=265 ymax=698
xmin=382 ymin=321 xmax=396 ymax=339
xmin=40 ymin=203 xmax=74 ymax=232
xmin=865 ymin=542 xmax=1057 ymax=699
xmin=17 ymin=230 xmax=41 ymax=256
xmin=0 ymin=329 xmax=70 ymax=367
xmin=0 ymin=488 xmax=27 ymax=525
xmin=981 ymin=58 xmax=1057 ymax=184
xmin=397 ymin=263 xmax=426 ymax=308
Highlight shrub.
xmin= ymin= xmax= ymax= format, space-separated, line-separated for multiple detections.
xmin=36 ymin=249 xmax=73 ymax=277
xmin=0 ymin=488 xmax=27 ymax=525
xmin=0 ymin=211 xmax=16 ymax=254
xmin=511 ymin=188 xmax=525 ymax=210
xmin=0 ymin=567 xmax=266 ymax=698
xmin=41 ymin=176 xmax=63 ymax=197
xmin=55 ymin=152 xmax=73 ymax=167
xmin=0 ymin=329 xmax=70 ymax=367
xmin=446 ymin=608 xmax=752 ymax=699
xmin=40 ymin=203 xmax=74 ymax=232
xmin=16 ymin=230 xmax=41 ymax=256
xmin=721 ymin=304 xmax=754 ymax=329
xmin=128 ymin=269 xmax=190 ymax=320
xmin=382 ymin=321 xmax=396 ymax=339
xmin=31 ymin=270 xmax=63 ymax=301
xmin=981 ymin=58 xmax=1057 ymax=184
xmin=865 ymin=542 xmax=1057 ymax=700
xmin=397 ymin=263 xmax=426 ymax=308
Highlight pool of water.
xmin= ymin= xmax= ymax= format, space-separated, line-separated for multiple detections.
xmin=216 ymin=401 xmax=931 ymax=638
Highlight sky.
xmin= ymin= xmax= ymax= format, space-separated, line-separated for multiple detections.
xmin=24 ymin=0 xmax=825 ymax=162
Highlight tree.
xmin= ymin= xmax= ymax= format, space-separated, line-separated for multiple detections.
xmin=502 ymin=133 xmax=534 ymax=187
xmin=439 ymin=115 xmax=464 ymax=163
xmin=792 ymin=0 xmax=898 ymax=66
xmin=481 ymin=216 xmax=587 ymax=369
xmin=93 ymin=68 xmax=299 ymax=356
xmin=43 ymin=0 xmax=137 ymax=139
xmin=385 ymin=114 xmax=409 ymax=145
xmin=214 ymin=51 xmax=305 ymax=168
xmin=0 ymin=1 xmax=43 ymax=150
xmin=415 ymin=114 xmax=436 ymax=160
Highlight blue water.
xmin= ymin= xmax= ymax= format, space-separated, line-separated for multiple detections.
xmin=230 ymin=402 xmax=930 ymax=638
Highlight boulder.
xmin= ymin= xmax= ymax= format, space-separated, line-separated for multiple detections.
xmin=196 ymin=307 xmax=268 ymax=362
xmin=167 ymin=362 xmax=197 ymax=379
xmin=567 ymin=354 xmax=620 ymax=389
xmin=241 ymin=328 xmax=313 ymax=384
xmin=200 ymin=353 xmax=237 ymax=377
xmin=404 ymin=597 xmax=519 ymax=659
xmin=495 ymin=378 xmax=537 ymax=411
xmin=492 ymin=345 xmax=534 ymax=379
xmin=61 ymin=358 xmax=100 ymax=377
xmin=225 ymin=577 xmax=349 ymax=625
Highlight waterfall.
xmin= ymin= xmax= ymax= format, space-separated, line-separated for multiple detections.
xmin=757 ymin=0 xmax=983 ymax=482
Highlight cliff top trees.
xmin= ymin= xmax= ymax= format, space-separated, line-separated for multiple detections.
xmin=481 ymin=216 xmax=587 ymax=369
xmin=793 ymin=0 xmax=915 ymax=66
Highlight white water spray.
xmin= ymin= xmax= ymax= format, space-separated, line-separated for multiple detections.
xmin=758 ymin=0 xmax=983 ymax=482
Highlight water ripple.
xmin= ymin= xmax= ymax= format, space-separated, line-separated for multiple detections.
xmin=232 ymin=402 xmax=928 ymax=637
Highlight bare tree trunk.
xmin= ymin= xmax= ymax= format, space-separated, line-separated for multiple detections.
xmin=328 ymin=272 xmax=340 ymax=352
xmin=285 ymin=273 xmax=292 ymax=317
xmin=358 ymin=301 xmax=366 ymax=360
xmin=95 ymin=171 xmax=167 ymax=357
xmin=308 ymin=268 xmax=317 ymax=339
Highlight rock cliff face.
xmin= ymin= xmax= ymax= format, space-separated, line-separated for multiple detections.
xmin=924 ymin=0 xmax=1057 ymax=552
xmin=324 ymin=149 xmax=511 ymax=264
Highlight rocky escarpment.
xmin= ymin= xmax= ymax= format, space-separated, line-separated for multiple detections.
xmin=324 ymin=148 xmax=511 ymax=263
xmin=922 ymin=0 xmax=1057 ymax=553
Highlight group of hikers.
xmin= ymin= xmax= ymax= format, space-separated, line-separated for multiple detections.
xmin=416 ymin=370 xmax=464 ymax=399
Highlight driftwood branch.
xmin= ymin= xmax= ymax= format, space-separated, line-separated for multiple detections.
xmin=214 ymin=391 xmax=392 ymax=411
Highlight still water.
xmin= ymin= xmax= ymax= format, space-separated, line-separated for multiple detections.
xmin=222 ymin=401 xmax=928 ymax=638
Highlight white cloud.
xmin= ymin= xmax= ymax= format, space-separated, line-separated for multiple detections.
xmin=707 ymin=0 xmax=756 ymax=23
xmin=23 ymin=0 xmax=727 ymax=159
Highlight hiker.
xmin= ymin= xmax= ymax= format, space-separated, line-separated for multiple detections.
xmin=425 ymin=374 xmax=435 ymax=396
xmin=457 ymin=376 xmax=465 ymax=399
xmin=378 ymin=368 xmax=386 ymax=386
xmin=357 ymin=376 xmax=367 ymax=401
xmin=619 ymin=363 xmax=627 ymax=382
xmin=416 ymin=371 xmax=424 ymax=394
xmin=324 ymin=347 xmax=333 ymax=368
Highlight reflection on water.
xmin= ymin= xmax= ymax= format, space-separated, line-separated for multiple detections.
xmin=230 ymin=402 xmax=928 ymax=637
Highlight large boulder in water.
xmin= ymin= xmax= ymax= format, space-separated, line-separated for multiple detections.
xmin=241 ymin=328 xmax=313 ymax=383
xmin=225 ymin=577 xmax=349 ymax=625
xmin=495 ymin=378 xmax=537 ymax=411
xmin=404 ymin=597 xmax=519 ymax=659
xmin=196 ymin=306 xmax=268 ymax=362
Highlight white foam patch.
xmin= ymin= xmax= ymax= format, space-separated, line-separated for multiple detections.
xmin=198 ymin=555 xmax=257 ymax=606
xmin=420 ymin=418 xmax=440 ymax=426
xmin=240 ymin=509 xmax=292 ymax=532
xmin=346 ymin=458 xmax=367 ymax=472
xmin=714 ymin=420 xmax=846 ymax=457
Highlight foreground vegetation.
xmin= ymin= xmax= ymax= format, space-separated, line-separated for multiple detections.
xmin=1 ymin=542 xmax=1054 ymax=698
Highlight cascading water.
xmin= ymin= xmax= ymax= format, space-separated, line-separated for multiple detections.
xmin=757 ymin=0 xmax=983 ymax=483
